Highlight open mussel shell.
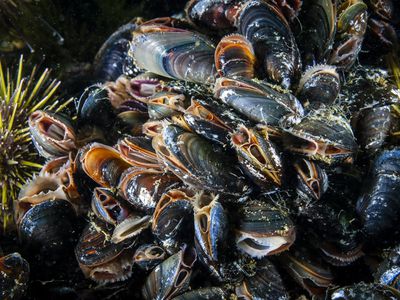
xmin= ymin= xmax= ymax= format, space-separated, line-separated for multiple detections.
xmin=231 ymin=125 xmax=283 ymax=189
xmin=235 ymin=199 xmax=295 ymax=258
xmin=292 ymin=158 xmax=328 ymax=203
xmin=236 ymin=259 xmax=289 ymax=300
xmin=80 ymin=142 xmax=131 ymax=188
xmin=357 ymin=148 xmax=400 ymax=243
xmin=19 ymin=199 xmax=79 ymax=257
xmin=91 ymin=187 xmax=131 ymax=226
xmin=152 ymin=124 xmax=250 ymax=195
xmin=29 ymin=110 xmax=77 ymax=159
xmin=296 ymin=65 xmax=340 ymax=109
xmin=329 ymin=0 xmax=368 ymax=70
xmin=327 ymin=282 xmax=400 ymax=299
xmin=142 ymin=246 xmax=197 ymax=300
xmin=193 ymin=192 xmax=227 ymax=280
xmin=182 ymin=97 xmax=248 ymax=146
xmin=0 ymin=253 xmax=30 ymax=300
xmin=215 ymin=34 xmax=255 ymax=78
xmin=172 ymin=287 xmax=226 ymax=300
xmin=147 ymin=92 xmax=187 ymax=120
xmin=214 ymin=77 xmax=304 ymax=127
xmin=75 ymin=220 xmax=135 ymax=283
xmin=284 ymin=109 xmax=357 ymax=165
xmin=118 ymin=167 xmax=180 ymax=213
xmin=130 ymin=25 xmax=216 ymax=84
xmin=117 ymin=136 xmax=161 ymax=170
xmin=234 ymin=0 xmax=301 ymax=88
xmin=152 ymin=189 xmax=194 ymax=253
xmin=76 ymin=85 xmax=116 ymax=130
xmin=134 ymin=244 xmax=167 ymax=271
xmin=296 ymin=0 xmax=336 ymax=65
xmin=278 ymin=246 xmax=334 ymax=297
xmin=111 ymin=213 xmax=151 ymax=244
xmin=15 ymin=174 xmax=69 ymax=224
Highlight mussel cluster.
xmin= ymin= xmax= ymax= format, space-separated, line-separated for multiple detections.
xmin=3 ymin=0 xmax=400 ymax=299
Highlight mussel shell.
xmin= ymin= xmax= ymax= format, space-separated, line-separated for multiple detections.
xmin=235 ymin=0 xmax=301 ymax=88
xmin=214 ymin=77 xmax=304 ymax=127
xmin=284 ymin=109 xmax=357 ymax=165
xmin=131 ymin=27 xmax=216 ymax=83
xmin=76 ymin=85 xmax=116 ymax=130
xmin=231 ymin=125 xmax=283 ymax=188
xmin=236 ymin=259 xmax=288 ymax=300
xmin=293 ymin=158 xmax=328 ymax=203
xmin=152 ymin=189 xmax=194 ymax=252
xmin=215 ymin=34 xmax=255 ymax=78
xmin=328 ymin=283 xmax=400 ymax=300
xmin=117 ymin=136 xmax=161 ymax=170
xmin=80 ymin=143 xmax=131 ymax=188
xmin=153 ymin=124 xmax=249 ymax=195
xmin=91 ymin=187 xmax=131 ymax=226
xmin=235 ymin=200 xmax=296 ymax=258
xmin=0 ymin=253 xmax=30 ymax=300
xmin=185 ymin=0 xmax=237 ymax=32
xmin=357 ymin=148 xmax=400 ymax=242
xmin=172 ymin=287 xmax=226 ymax=300
xmin=296 ymin=65 xmax=340 ymax=109
xmin=147 ymin=92 xmax=187 ymax=120
xmin=93 ymin=23 xmax=137 ymax=81
xmin=29 ymin=110 xmax=76 ymax=159
xmin=19 ymin=199 xmax=78 ymax=255
xmin=111 ymin=214 xmax=151 ymax=244
xmin=75 ymin=220 xmax=133 ymax=268
xmin=279 ymin=247 xmax=334 ymax=297
xmin=352 ymin=105 xmax=393 ymax=153
xmin=134 ymin=244 xmax=167 ymax=271
xmin=296 ymin=0 xmax=336 ymax=65
xmin=118 ymin=167 xmax=180 ymax=213
xmin=142 ymin=246 xmax=197 ymax=300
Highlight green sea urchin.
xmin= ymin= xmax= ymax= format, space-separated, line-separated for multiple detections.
xmin=0 ymin=56 xmax=68 ymax=231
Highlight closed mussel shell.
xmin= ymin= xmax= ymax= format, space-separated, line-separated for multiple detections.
xmin=215 ymin=33 xmax=256 ymax=78
xmin=142 ymin=246 xmax=197 ymax=300
xmin=0 ymin=252 xmax=30 ymax=300
xmin=234 ymin=0 xmax=301 ymax=88
xmin=152 ymin=124 xmax=249 ymax=195
xmin=152 ymin=189 xmax=194 ymax=253
xmin=328 ymin=282 xmax=400 ymax=300
xmin=172 ymin=287 xmax=226 ymax=300
xmin=236 ymin=259 xmax=289 ymax=300
xmin=375 ymin=244 xmax=400 ymax=290
xmin=19 ymin=199 xmax=78 ymax=256
xmin=29 ymin=110 xmax=77 ymax=159
xmin=357 ymin=148 xmax=400 ymax=243
xmin=80 ymin=142 xmax=131 ymax=188
xmin=118 ymin=167 xmax=180 ymax=213
xmin=131 ymin=25 xmax=216 ymax=84
xmin=134 ymin=244 xmax=167 ymax=271
xmin=214 ymin=77 xmax=304 ymax=127
xmin=231 ymin=125 xmax=283 ymax=189
xmin=117 ymin=136 xmax=161 ymax=170
xmin=235 ymin=199 xmax=295 ymax=258
xmin=296 ymin=65 xmax=340 ymax=109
